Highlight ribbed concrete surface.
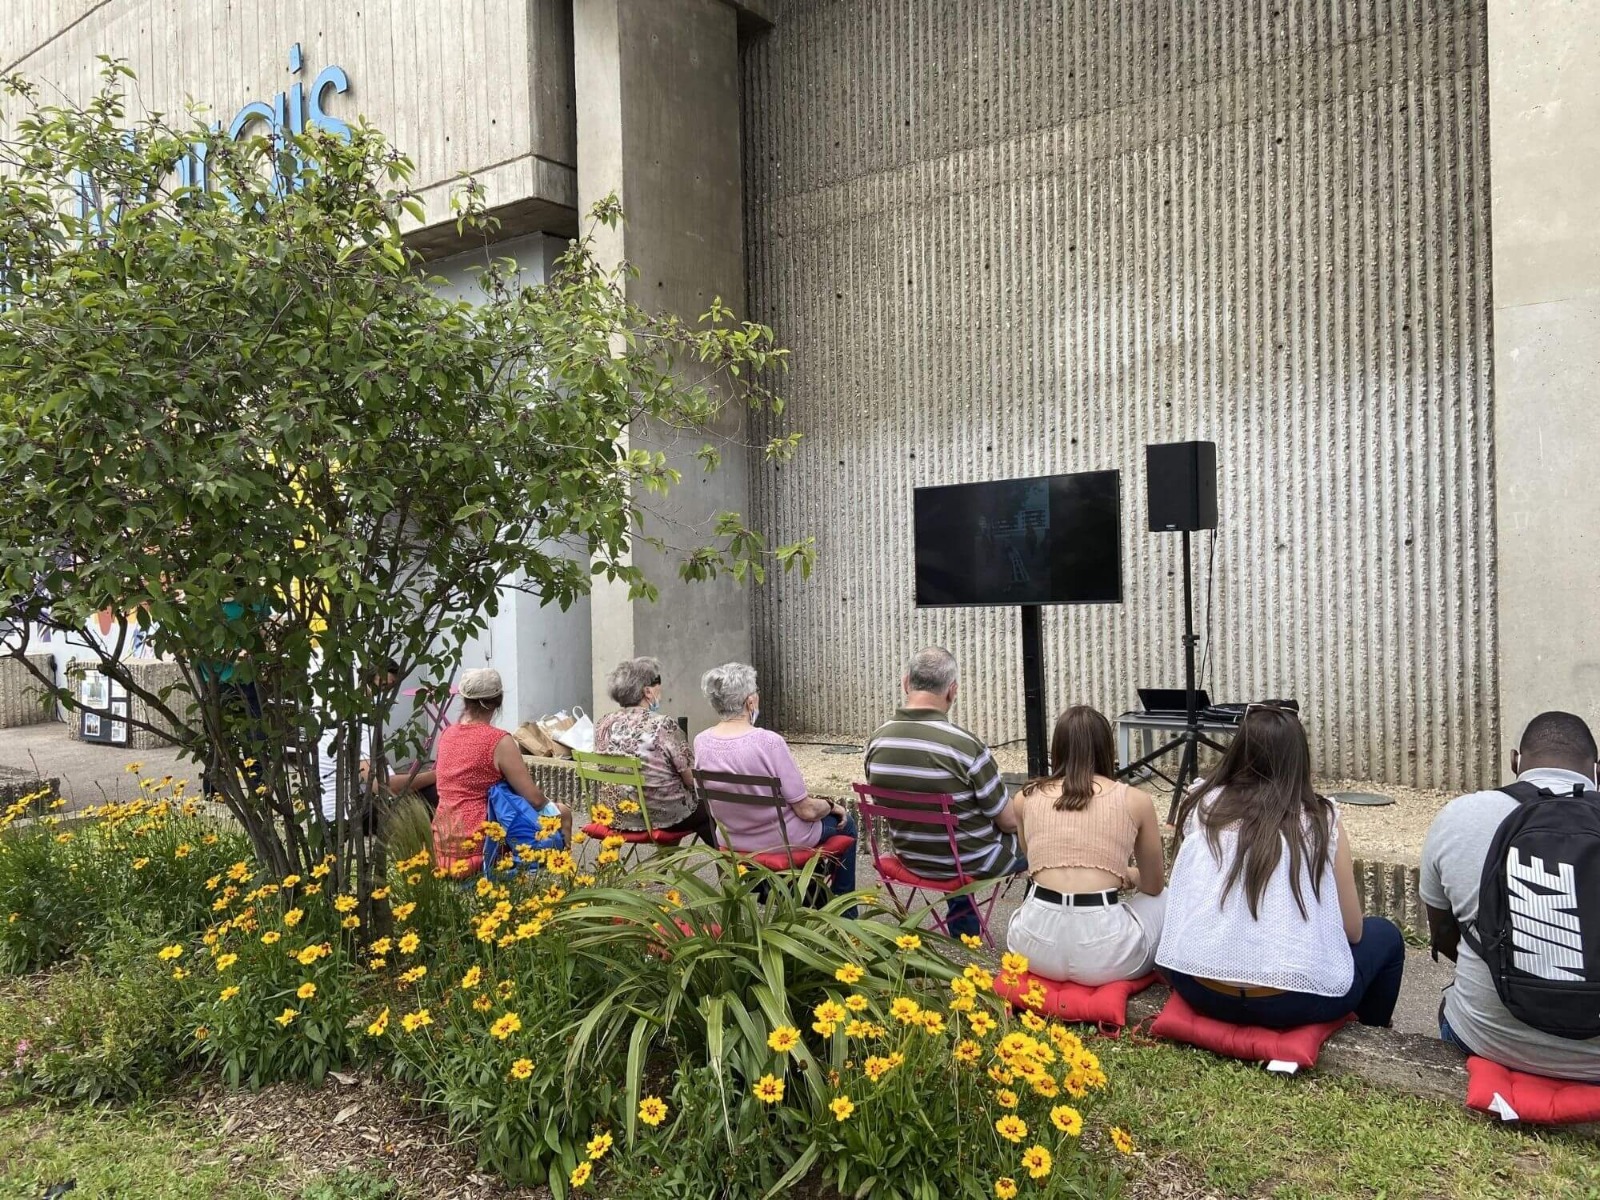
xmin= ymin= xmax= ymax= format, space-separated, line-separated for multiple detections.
xmin=742 ymin=1 xmax=1495 ymax=790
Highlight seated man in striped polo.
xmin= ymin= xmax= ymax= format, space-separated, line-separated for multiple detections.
xmin=865 ymin=646 xmax=1024 ymax=939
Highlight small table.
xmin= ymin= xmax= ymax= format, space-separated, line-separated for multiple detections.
xmin=1115 ymin=712 xmax=1240 ymax=774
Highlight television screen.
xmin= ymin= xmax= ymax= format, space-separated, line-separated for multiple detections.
xmin=913 ymin=471 xmax=1123 ymax=607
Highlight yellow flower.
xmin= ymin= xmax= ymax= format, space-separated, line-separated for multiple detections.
xmin=507 ymin=1058 xmax=534 ymax=1081
xmin=863 ymin=1055 xmax=895 ymax=1083
xmin=845 ymin=1019 xmax=876 ymax=1040
xmin=473 ymin=994 xmax=493 ymax=1013
xmin=497 ymin=980 xmax=515 ymax=999
xmin=812 ymin=1020 xmax=837 ymax=1037
xmin=133 ymin=857 xmax=151 ymax=870
xmin=282 ymin=907 xmax=304 ymax=928
xmin=994 ymin=1115 xmax=1027 ymax=1143
xmin=843 ymin=993 xmax=869 ymax=1013
xmin=193 ymin=1026 xmax=209 ymax=1041
xmin=275 ymin=1008 xmax=299 ymax=1027
xmin=295 ymin=944 xmax=329 ymax=966
xmin=1000 ymin=952 xmax=1029 ymax=976
xmin=829 ymin=1095 xmax=855 ymax=1121
xmin=157 ymin=944 xmax=184 ymax=961
xmin=219 ymin=986 xmax=241 ymax=1002
xmin=174 ymin=843 xmax=192 ymax=858
xmin=969 ymin=1010 xmax=996 ymax=1037
xmin=398 ymin=932 xmax=420 ymax=954
xmin=369 ymin=937 xmax=392 ymax=955
xmin=918 ymin=1010 xmax=946 ymax=1036
xmin=753 ymin=1074 xmax=785 ymax=1104
xmin=399 ymin=966 xmax=427 ymax=985
xmin=895 ymin=933 xmax=922 ymax=952
xmin=310 ymin=863 xmax=330 ymax=879
xmin=767 ymin=1026 xmax=801 ymax=1054
xmin=366 ymin=1008 xmax=390 ymax=1036
xmin=813 ymin=1000 xmax=847 ymax=1025
xmin=368 ymin=958 xmax=387 ymax=971
xmin=964 ymin=964 xmax=996 ymax=991
xmin=961 ymin=933 xmax=984 ymax=949
xmin=995 ymin=1088 xmax=1019 ymax=1109
xmin=281 ymin=874 xmax=301 ymax=887
xmin=1020 ymin=1011 xmax=1046 ymax=1033
xmin=393 ymin=902 xmax=416 ymax=921
xmin=889 ymin=997 xmax=921 ymax=1025
xmin=1063 ymin=1072 xmax=1088 ymax=1099
xmin=994 ymin=1179 xmax=1019 ymax=1200
xmin=953 ymin=1039 xmax=981 ymax=1066
xmin=296 ymin=981 xmax=317 ymax=1000
xmin=490 ymin=1011 xmax=523 ymax=1040
xmin=569 ymin=1161 xmax=592 ymax=1190
xmin=204 ymin=874 xmax=221 ymax=890
xmin=834 ymin=963 xmax=865 ymax=984
xmin=1031 ymin=1074 xmax=1060 ymax=1099
xmin=638 ymin=1096 xmax=668 ymax=1126
xmin=341 ymin=915 xmax=360 ymax=930
xmin=950 ymin=977 xmax=977 ymax=1001
xmin=261 ymin=931 xmax=281 ymax=946
xmin=329 ymin=893 xmax=357 ymax=913
xmin=586 ymin=1131 xmax=613 ymax=1160
xmin=1021 ymin=1144 xmax=1053 ymax=1180
xmin=461 ymin=965 xmax=483 ymax=990
xmin=370 ymin=887 xmax=390 ymax=900
xmin=1110 ymin=1126 xmax=1137 ymax=1155
xmin=214 ymin=953 xmax=238 ymax=972
xmin=400 ymin=1008 xmax=433 ymax=1033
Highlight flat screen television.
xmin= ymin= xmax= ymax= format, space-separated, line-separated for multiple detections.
xmin=913 ymin=470 xmax=1123 ymax=607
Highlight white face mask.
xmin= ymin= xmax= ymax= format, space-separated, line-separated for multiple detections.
xmin=749 ymin=704 xmax=760 ymax=727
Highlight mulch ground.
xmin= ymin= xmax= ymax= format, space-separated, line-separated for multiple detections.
xmin=203 ymin=1070 xmax=549 ymax=1199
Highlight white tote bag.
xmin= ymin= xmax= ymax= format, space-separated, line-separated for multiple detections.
xmin=553 ymin=705 xmax=595 ymax=754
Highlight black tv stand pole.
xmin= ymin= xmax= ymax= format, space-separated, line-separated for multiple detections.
xmin=1020 ymin=604 xmax=1048 ymax=779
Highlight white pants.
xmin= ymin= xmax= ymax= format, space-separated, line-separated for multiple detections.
xmin=1005 ymin=890 xmax=1167 ymax=987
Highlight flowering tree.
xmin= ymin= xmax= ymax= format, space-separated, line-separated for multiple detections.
xmin=0 ymin=65 xmax=808 ymax=906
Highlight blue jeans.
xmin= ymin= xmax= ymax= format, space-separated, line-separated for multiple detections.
xmin=819 ymin=813 xmax=859 ymax=917
xmin=1439 ymin=1000 xmax=1477 ymax=1056
xmin=1167 ymin=916 xmax=1406 ymax=1028
xmin=946 ymin=894 xmax=982 ymax=939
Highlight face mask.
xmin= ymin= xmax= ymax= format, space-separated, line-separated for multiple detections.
xmin=648 ymin=699 xmax=660 ymax=713
xmin=749 ymin=707 xmax=760 ymax=727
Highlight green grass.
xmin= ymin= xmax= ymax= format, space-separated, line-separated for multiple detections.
xmin=0 ymin=1098 xmax=281 ymax=1200
xmin=0 ymin=1099 xmax=401 ymax=1200
xmin=1097 ymin=1039 xmax=1600 ymax=1199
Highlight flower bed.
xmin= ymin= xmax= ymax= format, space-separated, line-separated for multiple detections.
xmin=1 ymin=777 xmax=1137 ymax=1199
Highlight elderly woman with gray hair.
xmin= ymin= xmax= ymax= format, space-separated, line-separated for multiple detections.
xmin=593 ymin=656 xmax=717 ymax=845
xmin=693 ymin=662 xmax=859 ymax=910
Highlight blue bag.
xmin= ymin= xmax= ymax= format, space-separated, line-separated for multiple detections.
xmin=483 ymin=781 xmax=565 ymax=878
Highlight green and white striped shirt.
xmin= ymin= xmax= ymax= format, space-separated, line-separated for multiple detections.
xmin=864 ymin=707 xmax=1022 ymax=879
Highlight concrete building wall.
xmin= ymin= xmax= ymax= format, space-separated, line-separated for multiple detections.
xmin=577 ymin=0 xmax=753 ymax=734
xmin=1489 ymin=0 xmax=1600 ymax=757
xmin=1 ymin=0 xmax=578 ymax=245
xmin=743 ymin=1 xmax=1497 ymax=789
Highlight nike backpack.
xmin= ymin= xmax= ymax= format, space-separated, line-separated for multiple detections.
xmin=1463 ymin=781 xmax=1600 ymax=1039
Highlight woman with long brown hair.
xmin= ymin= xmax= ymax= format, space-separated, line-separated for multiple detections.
xmin=1005 ymin=705 xmax=1167 ymax=984
xmin=1156 ymin=705 xmax=1405 ymax=1027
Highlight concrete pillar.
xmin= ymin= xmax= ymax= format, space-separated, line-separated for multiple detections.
xmin=1490 ymin=1 xmax=1600 ymax=755
xmin=574 ymin=0 xmax=751 ymax=733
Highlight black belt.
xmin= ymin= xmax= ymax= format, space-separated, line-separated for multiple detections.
xmin=1026 ymin=884 xmax=1118 ymax=908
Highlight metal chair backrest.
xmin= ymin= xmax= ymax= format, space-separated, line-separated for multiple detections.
xmin=851 ymin=782 xmax=965 ymax=878
xmin=693 ymin=768 xmax=795 ymax=860
xmin=573 ymin=748 xmax=655 ymax=836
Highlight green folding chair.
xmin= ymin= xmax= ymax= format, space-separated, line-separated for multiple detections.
xmin=573 ymin=749 xmax=693 ymax=864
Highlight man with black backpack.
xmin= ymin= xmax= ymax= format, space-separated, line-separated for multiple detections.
xmin=1421 ymin=711 xmax=1600 ymax=1080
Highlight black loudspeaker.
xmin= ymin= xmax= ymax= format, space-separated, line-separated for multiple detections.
xmin=1146 ymin=441 xmax=1218 ymax=532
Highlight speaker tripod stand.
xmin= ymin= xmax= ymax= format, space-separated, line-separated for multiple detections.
xmin=1117 ymin=529 xmax=1229 ymax=823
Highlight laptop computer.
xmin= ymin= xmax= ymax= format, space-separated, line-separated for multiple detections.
xmin=1137 ymin=687 xmax=1212 ymax=715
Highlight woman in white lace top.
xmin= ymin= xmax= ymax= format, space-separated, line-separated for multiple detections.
xmin=1156 ymin=705 xmax=1405 ymax=1028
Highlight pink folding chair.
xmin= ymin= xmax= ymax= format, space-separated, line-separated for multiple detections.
xmin=852 ymin=782 xmax=1015 ymax=946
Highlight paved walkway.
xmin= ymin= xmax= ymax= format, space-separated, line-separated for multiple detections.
xmin=0 ymin=721 xmax=189 ymax=808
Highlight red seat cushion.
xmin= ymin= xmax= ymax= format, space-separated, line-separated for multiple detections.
xmin=874 ymin=855 xmax=971 ymax=892
xmin=1466 ymin=1056 xmax=1600 ymax=1124
xmin=994 ymin=971 xmax=1158 ymax=1028
xmin=1150 ymin=991 xmax=1352 ymax=1069
xmin=747 ymin=834 xmax=857 ymax=873
xmin=582 ymin=822 xmax=690 ymax=846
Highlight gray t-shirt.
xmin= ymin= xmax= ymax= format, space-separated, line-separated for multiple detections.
xmin=1419 ymin=767 xmax=1600 ymax=1081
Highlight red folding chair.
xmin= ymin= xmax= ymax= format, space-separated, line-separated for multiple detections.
xmin=694 ymin=769 xmax=856 ymax=885
xmin=852 ymin=782 xmax=1014 ymax=945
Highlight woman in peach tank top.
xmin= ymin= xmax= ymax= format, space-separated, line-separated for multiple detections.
xmin=1004 ymin=705 xmax=1168 ymax=985
xmin=432 ymin=669 xmax=572 ymax=876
